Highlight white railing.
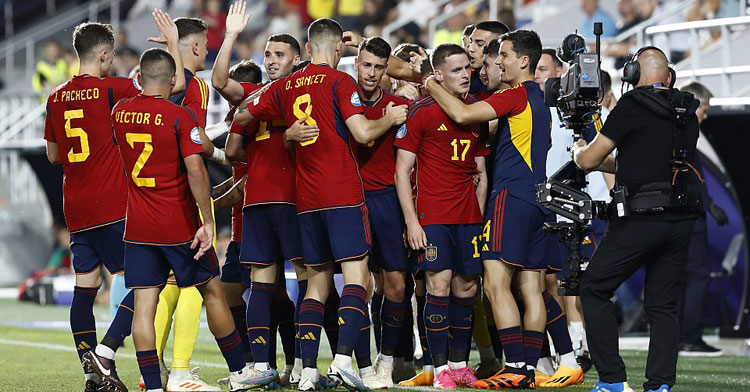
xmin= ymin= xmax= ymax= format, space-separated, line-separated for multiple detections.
xmin=645 ymin=16 xmax=750 ymax=97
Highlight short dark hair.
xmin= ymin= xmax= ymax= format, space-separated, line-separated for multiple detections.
xmin=500 ymin=29 xmax=542 ymax=73
xmin=679 ymin=81 xmax=713 ymax=105
xmin=601 ymin=70 xmax=612 ymax=93
xmin=308 ymin=18 xmax=343 ymax=44
xmin=393 ymin=43 xmax=422 ymax=62
xmin=229 ymin=60 xmax=263 ymax=84
xmin=174 ymin=17 xmax=207 ymax=41
xmin=431 ymin=43 xmax=469 ymax=70
xmin=268 ymin=34 xmax=301 ymax=57
xmin=475 ymin=21 xmax=510 ymax=36
xmin=358 ymin=37 xmax=391 ymax=59
xmin=140 ymin=48 xmax=176 ymax=85
xmin=482 ymin=39 xmax=500 ymax=58
xmin=541 ymin=48 xmax=563 ymax=68
xmin=463 ymin=24 xmax=476 ymax=37
xmin=72 ymin=22 xmax=115 ymax=62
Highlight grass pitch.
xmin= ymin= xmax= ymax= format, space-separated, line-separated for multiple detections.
xmin=0 ymin=299 xmax=748 ymax=391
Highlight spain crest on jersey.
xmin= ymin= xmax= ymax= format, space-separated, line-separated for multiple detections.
xmin=425 ymin=245 xmax=438 ymax=262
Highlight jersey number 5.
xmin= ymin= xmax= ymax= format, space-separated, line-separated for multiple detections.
xmin=126 ymin=133 xmax=156 ymax=187
xmin=292 ymin=93 xmax=318 ymax=146
xmin=64 ymin=109 xmax=90 ymax=163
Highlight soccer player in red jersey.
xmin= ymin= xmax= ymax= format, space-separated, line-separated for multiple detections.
xmin=466 ymin=21 xmax=509 ymax=94
xmin=426 ymin=30 xmax=552 ymax=389
xmin=233 ymin=18 xmax=407 ymax=392
xmin=393 ymin=43 xmax=489 ymax=390
xmin=113 ymin=48 xmax=263 ymax=392
xmin=350 ymin=37 xmax=410 ymax=389
xmin=43 ymin=18 xmax=182 ymax=392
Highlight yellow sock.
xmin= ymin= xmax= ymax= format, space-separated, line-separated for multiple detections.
xmin=171 ymin=286 xmax=203 ymax=370
xmin=472 ymin=294 xmax=492 ymax=349
xmin=155 ymin=281 xmax=180 ymax=357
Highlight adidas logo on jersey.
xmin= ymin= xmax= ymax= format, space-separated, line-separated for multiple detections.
xmin=338 ymin=316 xmax=345 ymax=326
xmin=78 ymin=341 xmax=91 ymax=350
xmin=437 ymin=123 xmax=448 ymax=131
xmin=251 ymin=336 xmax=267 ymax=345
xmin=300 ymin=332 xmax=317 ymax=340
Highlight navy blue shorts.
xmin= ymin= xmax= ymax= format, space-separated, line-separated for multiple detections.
xmin=582 ymin=219 xmax=608 ymax=259
xmin=416 ymin=224 xmax=482 ymax=276
xmin=365 ymin=187 xmax=408 ymax=272
xmin=481 ymin=189 xmax=548 ymax=271
xmin=298 ymin=204 xmax=371 ymax=267
xmin=221 ymin=241 xmax=250 ymax=287
xmin=124 ymin=242 xmax=219 ymax=288
xmin=240 ymin=204 xmax=303 ymax=266
xmin=70 ymin=220 xmax=126 ymax=275
xmin=544 ymin=215 xmax=565 ymax=274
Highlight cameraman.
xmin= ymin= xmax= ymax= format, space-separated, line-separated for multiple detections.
xmin=571 ymin=48 xmax=701 ymax=392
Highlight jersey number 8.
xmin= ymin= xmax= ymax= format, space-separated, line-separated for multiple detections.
xmin=292 ymin=93 xmax=318 ymax=146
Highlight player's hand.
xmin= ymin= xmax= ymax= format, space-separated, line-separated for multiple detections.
xmin=709 ymin=202 xmax=729 ymax=225
xmin=395 ymin=83 xmax=420 ymax=101
xmin=285 ymin=117 xmax=319 ymax=142
xmin=409 ymin=48 xmax=428 ymax=73
xmin=191 ymin=224 xmax=214 ymax=260
xmin=385 ymin=101 xmax=408 ymax=126
xmin=406 ymin=221 xmax=428 ymax=250
xmin=148 ymin=9 xmax=178 ymax=46
xmin=225 ymin=0 xmax=251 ymax=36
xmin=343 ymin=31 xmax=364 ymax=48
xmin=570 ymin=138 xmax=587 ymax=157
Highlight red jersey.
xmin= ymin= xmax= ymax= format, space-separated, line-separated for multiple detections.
xmin=230 ymin=161 xmax=247 ymax=242
xmin=112 ymin=95 xmax=204 ymax=245
xmin=355 ymin=89 xmax=408 ymax=191
xmin=169 ymin=69 xmax=209 ymax=127
xmin=43 ymin=74 xmax=140 ymax=233
xmin=233 ymin=81 xmax=296 ymax=206
xmin=247 ymin=63 xmax=365 ymax=213
xmin=394 ymin=95 xmax=489 ymax=226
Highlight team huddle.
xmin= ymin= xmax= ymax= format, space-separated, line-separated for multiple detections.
xmin=45 ymin=2 xmax=595 ymax=392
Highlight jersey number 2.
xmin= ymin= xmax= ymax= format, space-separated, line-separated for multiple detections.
xmin=292 ymin=93 xmax=318 ymax=146
xmin=64 ymin=109 xmax=90 ymax=163
xmin=126 ymin=133 xmax=155 ymax=187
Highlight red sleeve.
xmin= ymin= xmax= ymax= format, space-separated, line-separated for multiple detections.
xmin=335 ymin=75 xmax=365 ymax=120
xmin=182 ymin=77 xmax=209 ymax=128
xmin=482 ymin=85 xmax=528 ymax=118
xmin=229 ymin=120 xmax=247 ymax=136
xmin=178 ymin=109 xmax=204 ymax=159
xmin=44 ymin=101 xmax=55 ymax=142
xmin=393 ymin=108 xmax=424 ymax=154
xmin=241 ymin=82 xmax=260 ymax=98
xmin=247 ymin=81 xmax=282 ymax=121
xmin=114 ymin=77 xmax=141 ymax=101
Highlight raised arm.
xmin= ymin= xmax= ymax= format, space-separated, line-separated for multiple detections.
xmin=395 ymin=148 xmax=427 ymax=250
xmin=342 ymin=31 xmax=422 ymax=83
xmin=149 ymin=9 xmax=186 ymax=94
xmin=211 ymin=0 xmax=251 ymax=105
xmin=345 ymin=102 xmax=407 ymax=144
xmin=425 ymin=76 xmax=496 ymax=124
xmin=185 ymin=154 xmax=214 ymax=259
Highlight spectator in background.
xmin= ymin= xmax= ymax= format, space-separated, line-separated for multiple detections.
xmin=580 ymin=0 xmax=617 ymax=38
xmin=112 ymin=48 xmax=140 ymax=77
xmin=202 ymin=0 xmax=227 ymax=63
xmin=62 ymin=48 xmax=79 ymax=78
xmin=687 ymin=0 xmax=724 ymax=48
xmin=308 ymin=0 xmax=365 ymax=32
xmin=32 ymin=40 xmax=68 ymax=101
xmin=116 ymin=29 xmax=138 ymax=54
xmin=432 ymin=10 xmax=469 ymax=47
xmin=605 ymin=0 xmax=658 ymax=68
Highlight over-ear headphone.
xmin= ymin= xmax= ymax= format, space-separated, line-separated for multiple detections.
xmin=622 ymin=46 xmax=676 ymax=88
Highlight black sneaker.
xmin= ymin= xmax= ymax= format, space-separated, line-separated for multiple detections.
xmin=577 ymin=349 xmax=593 ymax=373
xmin=678 ymin=341 xmax=723 ymax=357
xmin=82 ymin=350 xmax=129 ymax=392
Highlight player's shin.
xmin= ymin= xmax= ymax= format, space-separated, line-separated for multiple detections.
xmin=247 ymin=279 xmax=276 ymax=371
xmin=71 ymin=285 xmax=99 ymax=362
xmin=97 ymin=289 xmax=135 ymax=358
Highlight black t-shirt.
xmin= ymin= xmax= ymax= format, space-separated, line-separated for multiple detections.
xmin=600 ymin=88 xmax=700 ymax=220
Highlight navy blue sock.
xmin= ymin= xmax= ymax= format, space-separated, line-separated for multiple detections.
xmin=380 ymin=297 xmax=405 ymax=356
xmin=136 ymin=349 xmax=161 ymax=390
xmin=424 ymin=294 xmax=449 ymax=367
xmin=498 ymin=326 xmax=524 ymax=364
xmin=448 ymin=295 xmax=474 ymax=363
xmin=230 ymin=304 xmax=252 ymax=363
xmin=371 ymin=291 xmax=383 ymax=353
xmin=416 ymin=294 xmax=432 ymax=366
xmin=354 ymin=318 xmax=373 ymax=368
xmin=299 ymin=298 xmax=325 ymax=368
xmin=523 ymin=330 xmax=545 ymax=368
xmin=101 ymin=289 xmax=134 ymax=351
xmin=295 ymin=280 xmax=308 ymax=360
xmin=544 ymin=290 xmax=574 ymax=356
xmin=247 ymin=282 xmax=275 ymax=363
xmin=275 ymin=294 xmax=296 ymax=365
xmin=324 ymin=289 xmax=341 ymax=353
xmin=336 ymin=284 xmax=368 ymax=355
xmin=71 ymin=286 xmax=98 ymax=361
xmin=216 ymin=329 xmax=246 ymax=372
xmin=395 ymin=299 xmax=414 ymax=361
xmin=489 ymin=324 xmax=504 ymax=360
